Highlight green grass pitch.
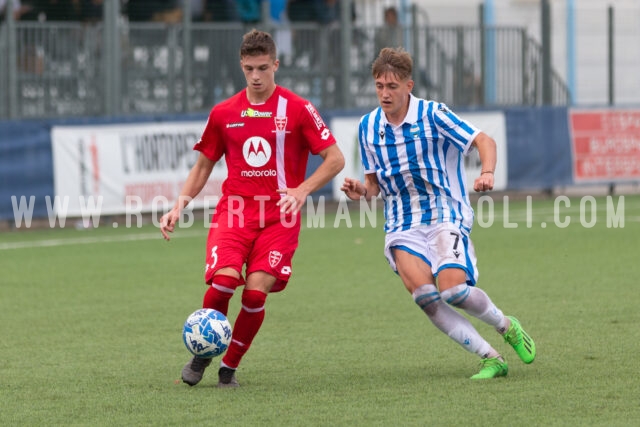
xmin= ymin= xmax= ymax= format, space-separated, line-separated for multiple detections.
xmin=1 ymin=195 xmax=639 ymax=426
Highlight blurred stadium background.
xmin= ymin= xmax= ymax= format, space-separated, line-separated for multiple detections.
xmin=1 ymin=0 xmax=640 ymax=225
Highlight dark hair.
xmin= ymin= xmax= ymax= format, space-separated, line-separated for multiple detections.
xmin=384 ymin=7 xmax=398 ymax=20
xmin=371 ymin=47 xmax=413 ymax=80
xmin=240 ymin=29 xmax=277 ymax=60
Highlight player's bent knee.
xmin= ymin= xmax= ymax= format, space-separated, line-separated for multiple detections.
xmin=212 ymin=274 xmax=242 ymax=291
xmin=436 ymin=267 xmax=468 ymax=289
xmin=241 ymin=289 xmax=267 ymax=311
xmin=440 ymin=283 xmax=470 ymax=307
xmin=215 ymin=267 xmax=241 ymax=279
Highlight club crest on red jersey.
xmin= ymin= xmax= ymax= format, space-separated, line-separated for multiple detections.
xmin=274 ymin=116 xmax=288 ymax=132
xmin=269 ymin=250 xmax=283 ymax=268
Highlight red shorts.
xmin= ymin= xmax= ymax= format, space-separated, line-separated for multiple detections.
xmin=204 ymin=196 xmax=301 ymax=293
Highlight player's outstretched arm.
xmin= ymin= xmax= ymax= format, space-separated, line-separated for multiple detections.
xmin=472 ymin=132 xmax=496 ymax=192
xmin=277 ymin=144 xmax=344 ymax=215
xmin=341 ymin=177 xmax=364 ymax=200
xmin=160 ymin=153 xmax=215 ymax=240
xmin=341 ymin=174 xmax=380 ymax=201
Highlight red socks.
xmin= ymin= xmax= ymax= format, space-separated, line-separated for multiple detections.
xmin=203 ymin=276 xmax=268 ymax=370
xmin=222 ymin=289 xmax=267 ymax=369
xmin=202 ymin=275 xmax=239 ymax=316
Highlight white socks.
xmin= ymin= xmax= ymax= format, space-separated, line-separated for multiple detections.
xmin=440 ymin=284 xmax=509 ymax=333
xmin=413 ymin=284 xmax=493 ymax=357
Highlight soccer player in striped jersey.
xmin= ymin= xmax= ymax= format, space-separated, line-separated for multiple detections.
xmin=341 ymin=47 xmax=535 ymax=379
xmin=160 ymin=30 xmax=344 ymax=387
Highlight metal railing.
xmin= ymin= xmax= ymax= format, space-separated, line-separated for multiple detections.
xmin=0 ymin=5 xmax=570 ymax=120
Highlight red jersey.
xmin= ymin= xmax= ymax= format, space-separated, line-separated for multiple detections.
xmin=195 ymin=86 xmax=336 ymax=199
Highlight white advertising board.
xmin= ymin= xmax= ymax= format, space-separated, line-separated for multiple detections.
xmin=51 ymin=122 xmax=227 ymax=217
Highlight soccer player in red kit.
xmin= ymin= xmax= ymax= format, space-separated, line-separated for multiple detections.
xmin=159 ymin=29 xmax=344 ymax=387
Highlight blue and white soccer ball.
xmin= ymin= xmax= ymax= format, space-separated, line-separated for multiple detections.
xmin=182 ymin=309 xmax=232 ymax=358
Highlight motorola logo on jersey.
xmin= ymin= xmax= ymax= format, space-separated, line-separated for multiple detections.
xmin=242 ymin=137 xmax=272 ymax=167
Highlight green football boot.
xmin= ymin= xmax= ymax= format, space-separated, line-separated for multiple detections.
xmin=470 ymin=357 xmax=508 ymax=380
xmin=503 ymin=316 xmax=536 ymax=364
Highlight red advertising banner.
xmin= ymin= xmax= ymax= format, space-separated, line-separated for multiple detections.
xmin=570 ymin=110 xmax=640 ymax=182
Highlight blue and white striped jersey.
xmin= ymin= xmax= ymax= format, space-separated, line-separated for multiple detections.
xmin=359 ymin=94 xmax=481 ymax=233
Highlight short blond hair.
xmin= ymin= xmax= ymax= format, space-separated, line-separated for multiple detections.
xmin=371 ymin=47 xmax=413 ymax=81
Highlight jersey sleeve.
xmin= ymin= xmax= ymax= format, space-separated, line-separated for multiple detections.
xmin=358 ymin=116 xmax=377 ymax=174
xmin=194 ymin=108 xmax=225 ymax=162
xmin=299 ymin=102 xmax=336 ymax=155
xmin=432 ymin=103 xmax=480 ymax=155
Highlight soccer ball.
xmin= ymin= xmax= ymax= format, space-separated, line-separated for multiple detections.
xmin=182 ymin=308 xmax=232 ymax=358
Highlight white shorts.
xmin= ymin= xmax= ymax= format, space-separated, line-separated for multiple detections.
xmin=384 ymin=222 xmax=479 ymax=285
